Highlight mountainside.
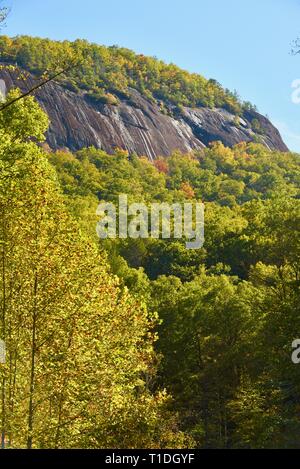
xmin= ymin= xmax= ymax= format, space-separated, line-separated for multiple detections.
xmin=0 ymin=36 xmax=289 ymax=157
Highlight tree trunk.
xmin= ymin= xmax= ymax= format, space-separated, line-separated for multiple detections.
xmin=27 ymin=273 xmax=38 ymax=449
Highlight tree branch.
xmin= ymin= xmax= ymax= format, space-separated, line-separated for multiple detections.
xmin=0 ymin=63 xmax=78 ymax=111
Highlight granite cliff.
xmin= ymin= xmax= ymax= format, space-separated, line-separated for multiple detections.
xmin=0 ymin=66 xmax=288 ymax=158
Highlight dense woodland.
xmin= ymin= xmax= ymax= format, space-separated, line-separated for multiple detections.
xmin=50 ymin=138 xmax=300 ymax=449
xmin=0 ymin=35 xmax=254 ymax=113
xmin=0 ymin=36 xmax=299 ymax=449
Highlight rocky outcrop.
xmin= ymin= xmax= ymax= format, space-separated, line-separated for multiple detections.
xmin=0 ymin=67 xmax=289 ymax=158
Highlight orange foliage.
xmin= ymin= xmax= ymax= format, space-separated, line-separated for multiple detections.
xmin=180 ymin=182 xmax=195 ymax=199
xmin=154 ymin=159 xmax=169 ymax=174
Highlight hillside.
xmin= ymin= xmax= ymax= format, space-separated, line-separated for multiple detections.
xmin=0 ymin=33 xmax=299 ymax=450
xmin=0 ymin=36 xmax=288 ymax=157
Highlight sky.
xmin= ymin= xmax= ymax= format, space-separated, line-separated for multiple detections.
xmin=3 ymin=0 xmax=300 ymax=151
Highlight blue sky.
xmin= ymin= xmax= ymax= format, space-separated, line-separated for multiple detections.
xmin=3 ymin=0 xmax=300 ymax=151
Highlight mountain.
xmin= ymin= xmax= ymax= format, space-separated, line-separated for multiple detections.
xmin=0 ymin=36 xmax=288 ymax=157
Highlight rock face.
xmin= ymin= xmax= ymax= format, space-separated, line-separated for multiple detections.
xmin=0 ymin=67 xmax=289 ymax=158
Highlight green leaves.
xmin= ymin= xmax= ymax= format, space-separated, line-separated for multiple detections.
xmin=0 ymin=65 xmax=299 ymax=448
xmin=0 ymin=89 xmax=49 ymax=142
xmin=0 ymin=92 xmax=186 ymax=449
xmin=0 ymin=35 xmax=244 ymax=113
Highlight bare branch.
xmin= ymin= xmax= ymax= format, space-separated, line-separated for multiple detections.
xmin=0 ymin=2 xmax=9 ymax=29
xmin=0 ymin=62 xmax=78 ymax=111
xmin=291 ymin=38 xmax=300 ymax=55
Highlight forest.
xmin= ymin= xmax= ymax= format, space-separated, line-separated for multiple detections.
xmin=0 ymin=24 xmax=299 ymax=450
xmin=50 ymin=137 xmax=300 ymax=449
xmin=0 ymin=84 xmax=299 ymax=448
xmin=0 ymin=35 xmax=252 ymax=114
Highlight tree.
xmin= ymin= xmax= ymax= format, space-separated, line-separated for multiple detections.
xmin=0 ymin=91 xmax=189 ymax=448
